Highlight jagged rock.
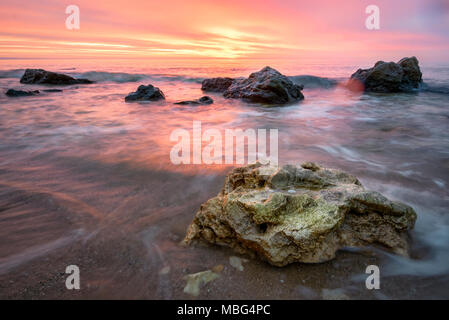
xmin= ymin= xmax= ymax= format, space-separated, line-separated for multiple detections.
xmin=223 ymin=66 xmax=304 ymax=104
xmin=20 ymin=69 xmax=93 ymax=85
xmin=125 ymin=84 xmax=165 ymax=102
xmin=184 ymin=162 xmax=417 ymax=266
xmin=201 ymin=77 xmax=234 ymax=92
xmin=5 ymin=89 xmax=40 ymax=97
xmin=174 ymin=96 xmax=213 ymax=105
xmin=349 ymin=57 xmax=422 ymax=93
xmin=398 ymin=57 xmax=423 ymax=90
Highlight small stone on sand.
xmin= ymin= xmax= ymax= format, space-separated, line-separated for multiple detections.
xmin=211 ymin=264 xmax=224 ymax=273
xmin=183 ymin=270 xmax=219 ymax=297
xmin=229 ymin=256 xmax=248 ymax=271
xmin=159 ymin=266 xmax=170 ymax=275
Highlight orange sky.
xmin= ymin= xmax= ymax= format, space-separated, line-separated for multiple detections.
xmin=0 ymin=0 xmax=448 ymax=63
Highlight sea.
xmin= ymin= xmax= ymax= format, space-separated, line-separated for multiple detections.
xmin=0 ymin=58 xmax=448 ymax=299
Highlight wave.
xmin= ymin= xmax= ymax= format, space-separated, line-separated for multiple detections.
xmin=421 ymin=82 xmax=449 ymax=95
xmin=289 ymin=75 xmax=339 ymax=89
xmin=0 ymin=230 xmax=85 ymax=275
xmin=380 ymin=204 xmax=449 ymax=277
xmin=78 ymin=71 xmax=148 ymax=83
xmin=0 ymin=68 xmax=204 ymax=84
xmin=290 ymin=75 xmax=449 ymax=94
xmin=148 ymin=74 xmax=204 ymax=83
xmin=78 ymin=71 xmax=204 ymax=84
xmin=0 ymin=69 xmax=24 ymax=79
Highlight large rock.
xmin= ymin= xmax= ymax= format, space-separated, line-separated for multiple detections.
xmin=223 ymin=66 xmax=304 ymax=104
xmin=125 ymin=84 xmax=165 ymax=102
xmin=20 ymin=69 xmax=93 ymax=85
xmin=184 ymin=162 xmax=417 ymax=266
xmin=349 ymin=57 xmax=422 ymax=93
xmin=201 ymin=77 xmax=235 ymax=92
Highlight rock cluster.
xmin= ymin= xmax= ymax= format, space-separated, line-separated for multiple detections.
xmin=349 ymin=57 xmax=423 ymax=93
xmin=20 ymin=69 xmax=93 ymax=85
xmin=202 ymin=67 xmax=304 ymax=104
xmin=184 ymin=162 xmax=417 ymax=266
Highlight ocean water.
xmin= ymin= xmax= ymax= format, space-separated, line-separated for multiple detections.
xmin=0 ymin=59 xmax=448 ymax=299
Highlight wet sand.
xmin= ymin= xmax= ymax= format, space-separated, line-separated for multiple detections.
xmin=0 ymin=159 xmax=448 ymax=300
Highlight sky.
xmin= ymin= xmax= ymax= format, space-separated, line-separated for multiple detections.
xmin=0 ymin=0 xmax=448 ymax=63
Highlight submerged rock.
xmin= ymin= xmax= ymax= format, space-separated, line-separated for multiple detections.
xmin=349 ymin=57 xmax=422 ymax=93
xmin=201 ymin=77 xmax=234 ymax=92
xmin=125 ymin=84 xmax=165 ymax=102
xmin=174 ymin=96 xmax=214 ymax=105
xmin=42 ymin=89 xmax=63 ymax=92
xmin=5 ymin=89 xmax=40 ymax=97
xmin=20 ymin=69 xmax=93 ymax=85
xmin=184 ymin=162 xmax=417 ymax=266
xmin=223 ymin=66 xmax=304 ymax=104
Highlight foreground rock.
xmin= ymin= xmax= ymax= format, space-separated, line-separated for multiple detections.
xmin=184 ymin=162 xmax=417 ymax=266
xmin=5 ymin=89 xmax=40 ymax=97
xmin=201 ymin=77 xmax=234 ymax=92
xmin=174 ymin=96 xmax=213 ymax=105
xmin=20 ymin=69 xmax=93 ymax=85
xmin=223 ymin=66 xmax=304 ymax=104
xmin=349 ymin=57 xmax=423 ymax=93
xmin=125 ymin=84 xmax=165 ymax=102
